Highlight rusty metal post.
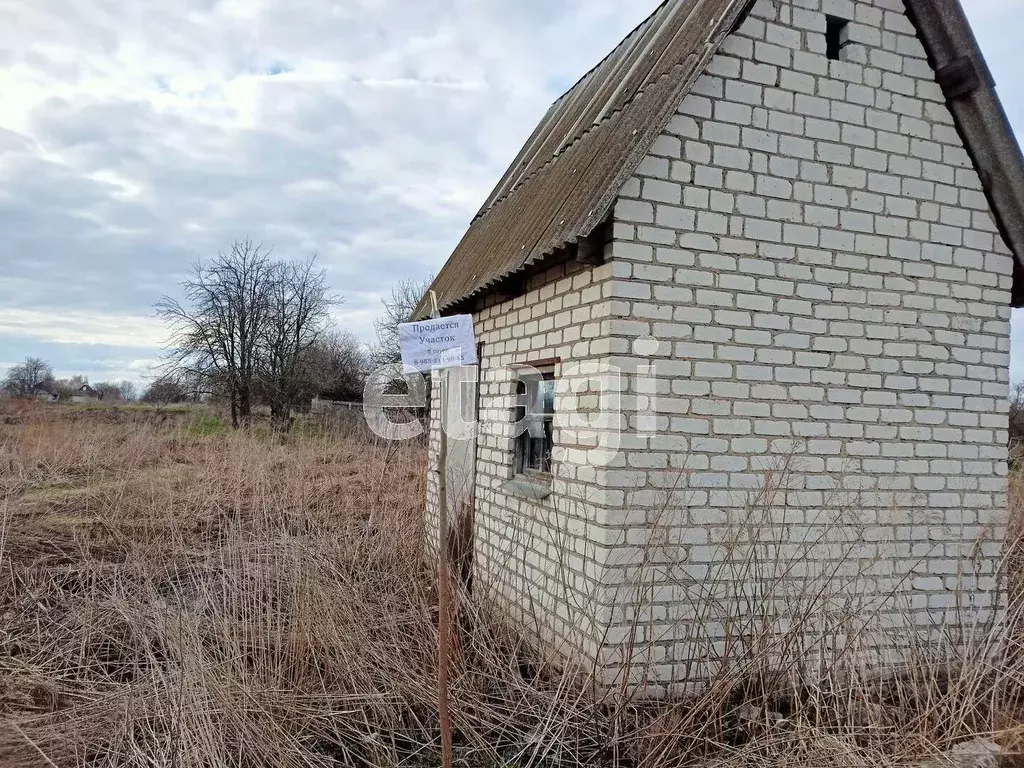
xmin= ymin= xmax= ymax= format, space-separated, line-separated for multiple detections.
xmin=430 ymin=290 xmax=454 ymax=768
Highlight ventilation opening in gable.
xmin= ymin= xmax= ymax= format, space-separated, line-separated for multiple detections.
xmin=826 ymin=15 xmax=849 ymax=61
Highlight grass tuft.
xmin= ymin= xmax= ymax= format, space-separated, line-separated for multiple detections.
xmin=0 ymin=400 xmax=1021 ymax=767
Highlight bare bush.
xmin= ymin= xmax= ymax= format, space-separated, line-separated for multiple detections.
xmin=0 ymin=405 xmax=1021 ymax=767
xmin=2 ymin=357 xmax=53 ymax=397
xmin=305 ymin=331 xmax=370 ymax=403
xmin=1010 ymin=384 xmax=1024 ymax=463
xmin=140 ymin=374 xmax=193 ymax=406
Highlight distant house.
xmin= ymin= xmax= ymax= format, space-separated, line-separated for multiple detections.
xmin=418 ymin=0 xmax=1022 ymax=694
xmin=31 ymin=382 xmax=59 ymax=403
xmin=71 ymin=384 xmax=100 ymax=404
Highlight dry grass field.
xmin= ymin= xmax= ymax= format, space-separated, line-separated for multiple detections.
xmin=1 ymin=400 xmax=1023 ymax=767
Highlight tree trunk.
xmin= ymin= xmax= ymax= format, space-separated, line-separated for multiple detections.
xmin=230 ymin=389 xmax=239 ymax=430
xmin=238 ymin=386 xmax=252 ymax=427
xmin=270 ymin=400 xmax=292 ymax=433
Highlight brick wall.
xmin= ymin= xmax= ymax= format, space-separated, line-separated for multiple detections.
xmin=425 ymin=0 xmax=1013 ymax=695
xmin=601 ymin=0 xmax=1012 ymax=691
xmin=426 ymin=258 xmax=621 ymax=658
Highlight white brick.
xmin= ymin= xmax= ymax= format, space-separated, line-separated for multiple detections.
xmin=442 ymin=0 xmax=1017 ymax=694
xmin=642 ymin=179 xmax=681 ymax=204
xmin=714 ymin=419 xmax=753 ymax=435
xmin=615 ymin=198 xmax=654 ymax=224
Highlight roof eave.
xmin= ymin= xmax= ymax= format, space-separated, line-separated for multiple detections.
xmin=414 ymin=0 xmax=756 ymax=320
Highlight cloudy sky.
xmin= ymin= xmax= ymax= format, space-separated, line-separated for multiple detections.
xmin=1 ymin=0 xmax=1023 ymax=387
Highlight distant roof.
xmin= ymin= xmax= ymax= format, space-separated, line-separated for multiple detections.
xmin=417 ymin=0 xmax=1024 ymax=318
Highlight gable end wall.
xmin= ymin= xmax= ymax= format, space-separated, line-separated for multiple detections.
xmin=603 ymin=0 xmax=1013 ymax=692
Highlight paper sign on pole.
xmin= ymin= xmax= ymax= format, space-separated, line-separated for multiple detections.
xmin=399 ymin=304 xmax=475 ymax=768
xmin=398 ymin=315 xmax=478 ymax=373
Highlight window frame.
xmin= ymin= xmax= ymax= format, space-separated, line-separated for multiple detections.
xmin=825 ymin=15 xmax=850 ymax=61
xmin=512 ymin=363 xmax=557 ymax=483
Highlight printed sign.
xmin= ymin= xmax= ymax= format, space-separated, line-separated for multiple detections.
xmin=398 ymin=315 xmax=478 ymax=373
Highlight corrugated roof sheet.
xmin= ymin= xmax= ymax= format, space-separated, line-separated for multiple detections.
xmin=415 ymin=0 xmax=753 ymax=318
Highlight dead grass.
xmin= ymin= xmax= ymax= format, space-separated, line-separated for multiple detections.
xmin=0 ymin=399 xmax=1022 ymax=767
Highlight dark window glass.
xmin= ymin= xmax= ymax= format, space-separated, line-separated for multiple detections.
xmin=515 ymin=370 xmax=555 ymax=476
xmin=826 ymin=16 xmax=849 ymax=61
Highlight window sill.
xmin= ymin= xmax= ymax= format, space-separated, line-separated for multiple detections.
xmin=502 ymin=476 xmax=552 ymax=501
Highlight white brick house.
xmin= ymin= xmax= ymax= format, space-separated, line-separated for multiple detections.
xmin=416 ymin=0 xmax=1024 ymax=692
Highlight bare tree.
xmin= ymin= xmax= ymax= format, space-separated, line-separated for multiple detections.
xmin=157 ymin=239 xmax=275 ymax=428
xmin=117 ymin=380 xmax=138 ymax=402
xmin=306 ymin=331 xmax=370 ymax=403
xmin=93 ymin=382 xmax=123 ymax=401
xmin=2 ymin=357 xmax=54 ymax=397
xmin=371 ymin=277 xmax=435 ymax=416
xmin=258 ymin=257 xmax=338 ymax=428
xmin=372 ymin=276 xmax=434 ymax=366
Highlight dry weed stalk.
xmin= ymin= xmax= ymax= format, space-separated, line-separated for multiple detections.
xmin=0 ymin=401 xmax=1020 ymax=767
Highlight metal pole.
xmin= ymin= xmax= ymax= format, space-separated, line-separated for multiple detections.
xmin=436 ymin=374 xmax=453 ymax=768
xmin=431 ymin=290 xmax=454 ymax=768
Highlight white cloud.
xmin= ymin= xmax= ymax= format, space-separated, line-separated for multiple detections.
xmin=0 ymin=0 xmax=656 ymax=380
xmin=0 ymin=0 xmax=1022 ymax=383
xmin=0 ymin=309 xmax=166 ymax=347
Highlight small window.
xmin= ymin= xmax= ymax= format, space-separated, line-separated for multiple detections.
xmin=514 ymin=367 xmax=555 ymax=477
xmin=826 ymin=15 xmax=849 ymax=61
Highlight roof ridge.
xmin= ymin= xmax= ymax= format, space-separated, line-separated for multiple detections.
xmin=415 ymin=0 xmax=751 ymax=319
xmin=468 ymin=35 xmax=692 ymax=226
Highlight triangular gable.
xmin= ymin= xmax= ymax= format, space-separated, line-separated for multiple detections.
xmin=417 ymin=0 xmax=1024 ymax=318
xmin=907 ymin=0 xmax=1024 ymax=306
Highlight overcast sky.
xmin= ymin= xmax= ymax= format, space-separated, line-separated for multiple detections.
xmin=1 ymin=0 xmax=1023 ymax=387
